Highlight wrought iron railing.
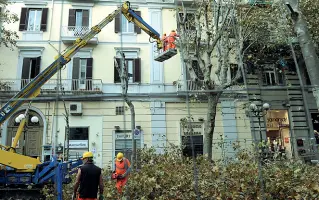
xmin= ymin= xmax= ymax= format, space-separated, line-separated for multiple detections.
xmin=61 ymin=26 xmax=91 ymax=37
xmin=0 ymin=79 xmax=103 ymax=93
xmin=176 ymin=80 xmax=246 ymax=92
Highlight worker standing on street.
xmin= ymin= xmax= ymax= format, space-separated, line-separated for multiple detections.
xmin=73 ymin=152 xmax=104 ymax=200
xmin=167 ymin=30 xmax=179 ymax=50
xmin=112 ymin=152 xmax=131 ymax=194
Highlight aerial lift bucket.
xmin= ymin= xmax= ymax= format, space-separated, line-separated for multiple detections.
xmin=154 ymin=48 xmax=178 ymax=62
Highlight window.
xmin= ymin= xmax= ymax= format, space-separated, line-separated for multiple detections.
xmin=121 ymin=16 xmax=134 ymax=33
xmin=182 ymin=136 xmax=203 ymax=157
xmin=230 ymin=64 xmax=244 ymax=84
xmin=68 ymin=9 xmax=89 ymax=36
xmin=114 ymin=11 xmax=141 ymax=34
xmin=72 ymin=57 xmax=93 ymax=90
xmin=178 ymin=12 xmax=196 ymax=31
xmin=116 ymin=106 xmax=124 ymax=115
xmin=186 ymin=60 xmax=204 ymax=80
xmin=67 ymin=127 xmax=89 ymax=160
xmin=69 ymin=127 xmax=89 ymax=140
xmin=21 ymin=57 xmax=41 ymax=88
xmin=114 ymin=57 xmax=141 ymax=83
xmin=114 ymin=130 xmax=142 ymax=167
xmin=178 ymin=12 xmax=196 ymax=39
xmin=262 ymin=65 xmax=284 ymax=86
xmin=311 ymin=113 xmax=319 ymax=144
xmin=19 ymin=8 xmax=48 ymax=31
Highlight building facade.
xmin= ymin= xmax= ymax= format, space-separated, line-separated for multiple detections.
xmin=0 ymin=0 xmax=254 ymax=168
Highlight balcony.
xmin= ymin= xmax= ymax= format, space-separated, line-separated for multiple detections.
xmin=61 ymin=26 xmax=98 ymax=44
xmin=248 ymin=0 xmax=273 ymax=5
xmin=0 ymin=79 xmax=103 ymax=94
xmin=176 ymin=80 xmax=247 ymax=94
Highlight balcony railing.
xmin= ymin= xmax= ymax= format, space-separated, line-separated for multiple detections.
xmin=62 ymin=26 xmax=90 ymax=37
xmin=248 ymin=0 xmax=273 ymax=5
xmin=176 ymin=80 xmax=246 ymax=93
xmin=61 ymin=26 xmax=98 ymax=44
xmin=0 ymin=79 xmax=103 ymax=93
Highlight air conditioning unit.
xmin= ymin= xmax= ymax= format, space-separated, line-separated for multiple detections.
xmin=69 ymin=102 xmax=82 ymax=116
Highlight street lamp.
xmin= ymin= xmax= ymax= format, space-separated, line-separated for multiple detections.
xmin=31 ymin=116 xmax=39 ymax=123
xmin=250 ymin=102 xmax=270 ymax=142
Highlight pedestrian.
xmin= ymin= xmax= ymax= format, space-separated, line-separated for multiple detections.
xmin=72 ymin=151 xmax=104 ymax=200
xmin=112 ymin=152 xmax=131 ymax=194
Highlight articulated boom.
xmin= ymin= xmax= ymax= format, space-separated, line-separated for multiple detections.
xmin=0 ymin=1 xmax=169 ymax=126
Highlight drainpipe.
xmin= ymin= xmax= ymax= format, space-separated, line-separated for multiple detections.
xmin=48 ymin=0 xmax=55 ymax=42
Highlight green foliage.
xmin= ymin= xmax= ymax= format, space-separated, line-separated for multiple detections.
xmin=0 ymin=0 xmax=19 ymax=49
xmin=42 ymin=146 xmax=319 ymax=199
xmin=238 ymin=2 xmax=293 ymax=46
xmin=300 ymin=0 xmax=319 ymax=46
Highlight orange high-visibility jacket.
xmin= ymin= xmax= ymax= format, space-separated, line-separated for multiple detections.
xmin=114 ymin=158 xmax=131 ymax=175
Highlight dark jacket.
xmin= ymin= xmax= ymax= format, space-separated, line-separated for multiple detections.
xmin=78 ymin=162 xmax=101 ymax=198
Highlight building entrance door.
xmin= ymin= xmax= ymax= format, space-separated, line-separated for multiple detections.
xmin=6 ymin=110 xmax=43 ymax=158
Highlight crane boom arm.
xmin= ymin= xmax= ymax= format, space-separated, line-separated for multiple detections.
xmin=0 ymin=1 xmax=164 ymax=126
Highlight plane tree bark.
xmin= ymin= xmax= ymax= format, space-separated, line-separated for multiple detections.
xmin=114 ymin=52 xmax=136 ymax=168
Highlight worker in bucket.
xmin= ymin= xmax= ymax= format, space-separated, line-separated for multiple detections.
xmin=73 ymin=152 xmax=104 ymax=200
xmin=161 ymin=33 xmax=168 ymax=51
xmin=112 ymin=152 xmax=131 ymax=194
xmin=166 ymin=30 xmax=179 ymax=50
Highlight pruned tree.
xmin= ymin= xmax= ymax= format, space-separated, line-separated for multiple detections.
xmin=114 ymin=52 xmax=137 ymax=167
xmin=236 ymin=1 xmax=292 ymax=65
xmin=0 ymin=0 xmax=19 ymax=49
xmin=177 ymin=0 xmax=243 ymax=160
xmin=285 ymin=0 xmax=319 ymax=109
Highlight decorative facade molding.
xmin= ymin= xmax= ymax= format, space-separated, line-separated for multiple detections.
xmin=23 ymin=0 xmax=48 ymax=6
xmin=17 ymin=46 xmax=45 ymax=53
xmin=114 ymin=47 xmax=140 ymax=57
xmin=71 ymin=3 xmax=94 ymax=7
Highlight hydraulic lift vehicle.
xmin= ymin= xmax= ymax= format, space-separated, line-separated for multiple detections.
xmin=0 ymin=1 xmax=177 ymax=199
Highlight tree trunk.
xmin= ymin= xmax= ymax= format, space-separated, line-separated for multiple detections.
xmin=286 ymin=0 xmax=319 ymax=109
xmin=126 ymin=98 xmax=136 ymax=169
xmin=204 ymin=93 xmax=220 ymax=161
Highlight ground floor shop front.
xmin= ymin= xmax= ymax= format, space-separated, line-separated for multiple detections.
xmin=0 ymin=99 xmax=254 ymax=167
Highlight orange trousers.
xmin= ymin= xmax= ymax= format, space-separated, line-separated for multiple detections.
xmin=116 ymin=177 xmax=128 ymax=193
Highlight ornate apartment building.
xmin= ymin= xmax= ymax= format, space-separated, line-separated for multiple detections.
xmin=4 ymin=0 xmax=302 ymax=167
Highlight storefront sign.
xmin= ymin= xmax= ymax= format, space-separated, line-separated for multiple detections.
xmin=115 ymin=132 xmax=141 ymax=140
xmin=181 ymin=122 xmax=203 ymax=136
xmin=267 ymin=117 xmax=289 ymax=128
xmin=65 ymin=140 xmax=88 ymax=148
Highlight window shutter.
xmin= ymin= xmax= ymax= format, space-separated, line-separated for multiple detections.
xmin=40 ymin=8 xmax=48 ymax=31
xmin=35 ymin=56 xmax=41 ymax=76
xmin=86 ymin=58 xmax=93 ymax=90
xmin=134 ymin=11 xmax=141 ymax=34
xmin=21 ymin=58 xmax=31 ymax=79
xmin=72 ymin=57 xmax=80 ymax=90
xmin=82 ymin=10 xmax=89 ymax=27
xmin=68 ymin=9 xmax=76 ymax=27
xmin=114 ymin=58 xmax=121 ymax=83
xmin=133 ymin=58 xmax=141 ymax=83
xmin=19 ymin=8 xmax=28 ymax=31
xmin=86 ymin=58 xmax=93 ymax=79
xmin=114 ymin=13 xmax=121 ymax=33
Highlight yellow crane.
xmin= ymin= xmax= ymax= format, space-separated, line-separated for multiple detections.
xmin=0 ymin=2 xmax=177 ymax=199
